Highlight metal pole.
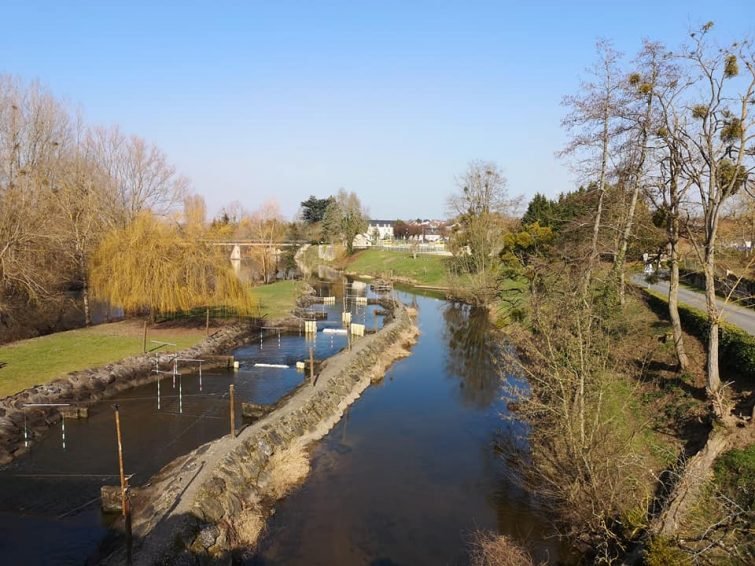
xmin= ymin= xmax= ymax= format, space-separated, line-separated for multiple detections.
xmin=229 ymin=384 xmax=236 ymax=437
xmin=142 ymin=320 xmax=148 ymax=353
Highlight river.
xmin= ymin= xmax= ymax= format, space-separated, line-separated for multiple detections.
xmin=251 ymin=290 xmax=558 ymax=565
xmin=0 ymin=283 xmax=557 ymax=564
xmin=0 ymin=280 xmax=382 ymax=564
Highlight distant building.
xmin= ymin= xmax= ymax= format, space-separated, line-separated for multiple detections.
xmin=367 ymin=220 xmax=395 ymax=240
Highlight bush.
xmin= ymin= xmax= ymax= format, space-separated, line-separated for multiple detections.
xmin=469 ymin=532 xmax=535 ymax=566
xmin=644 ymin=536 xmax=688 ymax=566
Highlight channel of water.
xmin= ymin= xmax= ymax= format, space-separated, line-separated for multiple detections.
xmin=0 ymin=280 xmax=383 ymax=564
xmin=0 ymin=281 xmax=559 ymax=564
xmin=250 ymin=290 xmax=559 ymax=565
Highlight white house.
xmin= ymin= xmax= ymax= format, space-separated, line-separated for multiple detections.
xmin=367 ymin=220 xmax=395 ymax=240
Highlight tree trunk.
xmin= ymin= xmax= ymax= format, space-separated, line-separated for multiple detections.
xmin=668 ymin=240 xmax=689 ymax=370
xmin=82 ymin=278 xmax=91 ymax=327
xmin=582 ymin=111 xmax=609 ymax=298
xmin=703 ymin=252 xmax=721 ymax=393
xmin=613 ymin=181 xmax=640 ymax=305
xmin=79 ymin=253 xmax=91 ymax=327
xmin=651 ymin=427 xmax=732 ymax=537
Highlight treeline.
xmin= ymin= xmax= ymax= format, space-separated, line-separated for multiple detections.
xmin=0 ymin=76 xmax=252 ymax=341
xmin=457 ymin=24 xmax=754 ymax=565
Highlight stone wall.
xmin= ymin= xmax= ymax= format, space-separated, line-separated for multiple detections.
xmin=191 ymin=304 xmax=413 ymax=556
xmin=119 ymin=302 xmax=416 ymax=564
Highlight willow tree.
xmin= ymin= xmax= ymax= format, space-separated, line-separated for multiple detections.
xmin=90 ymin=213 xmax=255 ymax=319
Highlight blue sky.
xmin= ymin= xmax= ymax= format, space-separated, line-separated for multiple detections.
xmin=2 ymin=1 xmax=753 ymax=219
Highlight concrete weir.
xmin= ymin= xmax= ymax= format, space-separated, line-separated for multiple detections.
xmin=105 ymin=301 xmax=418 ymax=565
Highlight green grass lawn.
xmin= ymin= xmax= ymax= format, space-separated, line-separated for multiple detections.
xmin=250 ymin=280 xmax=302 ymax=320
xmin=344 ymin=249 xmax=449 ymax=287
xmin=0 ymin=322 xmax=205 ymax=398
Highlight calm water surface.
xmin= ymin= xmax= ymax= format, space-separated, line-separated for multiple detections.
xmin=252 ymin=292 xmax=558 ymax=565
xmin=0 ymin=284 xmax=556 ymax=565
xmin=0 ymin=282 xmax=382 ymax=564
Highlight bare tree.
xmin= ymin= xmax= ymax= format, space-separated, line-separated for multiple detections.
xmin=560 ymin=40 xmax=626 ymax=296
xmin=674 ymin=25 xmax=755 ymax=397
xmin=646 ymin=52 xmax=695 ymax=370
xmin=87 ymin=126 xmax=187 ymax=224
xmin=611 ymin=41 xmax=666 ymax=305
xmin=49 ymin=148 xmax=112 ymax=325
xmin=447 ymin=160 xmax=511 ymax=276
xmin=246 ymin=199 xmax=286 ymax=283
xmin=0 ymin=77 xmax=71 ymax=311
xmin=322 ymin=189 xmax=368 ymax=255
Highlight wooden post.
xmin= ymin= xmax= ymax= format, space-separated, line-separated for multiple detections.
xmin=113 ymin=404 xmax=132 ymax=560
xmin=309 ymin=346 xmax=314 ymax=385
xmin=229 ymin=384 xmax=236 ymax=437
xmin=142 ymin=320 xmax=148 ymax=353
xmin=205 ymin=307 xmax=210 ymax=336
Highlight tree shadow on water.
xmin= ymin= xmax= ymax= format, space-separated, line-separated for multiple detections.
xmin=443 ymin=302 xmax=503 ymax=409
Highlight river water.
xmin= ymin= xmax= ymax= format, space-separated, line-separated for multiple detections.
xmin=0 ymin=284 xmax=557 ymax=564
xmin=0 ymin=281 xmax=382 ymax=564
xmin=251 ymin=291 xmax=558 ymax=565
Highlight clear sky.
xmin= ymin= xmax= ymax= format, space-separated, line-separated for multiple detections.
xmin=2 ymin=1 xmax=753 ymax=220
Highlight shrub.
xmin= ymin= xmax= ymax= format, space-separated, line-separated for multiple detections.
xmin=644 ymin=536 xmax=688 ymax=566
xmin=644 ymin=292 xmax=755 ymax=382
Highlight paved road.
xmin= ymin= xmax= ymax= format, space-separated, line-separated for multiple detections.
xmin=632 ymin=275 xmax=755 ymax=336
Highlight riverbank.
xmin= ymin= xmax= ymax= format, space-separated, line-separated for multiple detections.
xmin=102 ymin=299 xmax=418 ymax=564
xmin=0 ymin=280 xmax=306 ymax=466
xmin=0 ymin=322 xmax=253 ymax=466
xmin=496 ymin=277 xmax=755 ymax=564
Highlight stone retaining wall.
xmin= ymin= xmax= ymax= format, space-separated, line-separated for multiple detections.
xmin=116 ymin=301 xmax=416 ymax=564
xmin=190 ymin=304 xmax=413 ymax=557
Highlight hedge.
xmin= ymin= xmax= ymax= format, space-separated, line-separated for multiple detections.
xmin=643 ymin=289 xmax=755 ymax=382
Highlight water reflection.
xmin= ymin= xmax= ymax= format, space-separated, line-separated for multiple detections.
xmin=253 ymin=292 xmax=559 ymax=565
xmin=443 ymin=302 xmax=501 ymax=408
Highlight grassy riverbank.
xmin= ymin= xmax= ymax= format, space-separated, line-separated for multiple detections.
xmin=342 ymin=249 xmax=450 ymax=287
xmin=0 ymin=321 xmax=205 ymax=397
xmin=0 ymin=280 xmax=301 ymax=398
xmin=251 ymin=280 xmax=302 ymax=319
